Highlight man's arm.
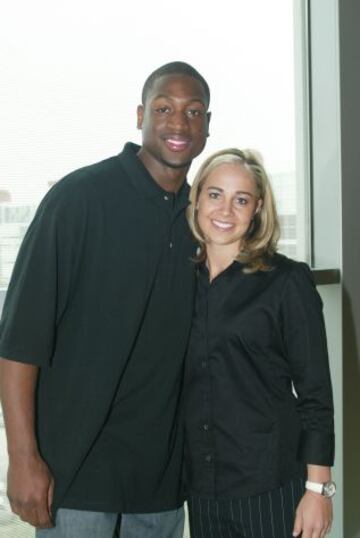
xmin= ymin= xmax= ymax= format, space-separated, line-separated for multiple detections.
xmin=0 ymin=358 xmax=54 ymax=528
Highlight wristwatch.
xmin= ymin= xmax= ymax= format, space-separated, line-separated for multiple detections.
xmin=305 ymin=480 xmax=336 ymax=498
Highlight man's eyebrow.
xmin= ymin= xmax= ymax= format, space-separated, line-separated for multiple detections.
xmin=152 ymin=95 xmax=206 ymax=106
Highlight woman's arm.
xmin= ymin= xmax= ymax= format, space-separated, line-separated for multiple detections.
xmin=293 ymin=464 xmax=333 ymax=538
xmin=280 ymin=263 xmax=336 ymax=537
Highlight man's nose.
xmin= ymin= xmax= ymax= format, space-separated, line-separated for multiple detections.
xmin=168 ymin=110 xmax=189 ymax=132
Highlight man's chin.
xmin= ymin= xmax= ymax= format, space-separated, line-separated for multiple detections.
xmin=161 ymin=156 xmax=193 ymax=170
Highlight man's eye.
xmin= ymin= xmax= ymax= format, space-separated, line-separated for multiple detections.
xmin=155 ymin=106 xmax=170 ymax=114
xmin=187 ymin=109 xmax=203 ymax=117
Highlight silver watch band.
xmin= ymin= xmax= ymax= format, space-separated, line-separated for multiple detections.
xmin=305 ymin=480 xmax=336 ymax=498
xmin=305 ymin=480 xmax=323 ymax=494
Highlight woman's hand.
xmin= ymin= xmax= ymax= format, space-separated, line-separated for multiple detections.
xmin=293 ymin=490 xmax=333 ymax=538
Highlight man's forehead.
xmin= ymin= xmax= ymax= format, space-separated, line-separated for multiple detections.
xmin=147 ymin=74 xmax=208 ymax=105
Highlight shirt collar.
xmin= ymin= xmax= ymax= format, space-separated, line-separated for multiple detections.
xmin=198 ymin=259 xmax=243 ymax=284
xmin=118 ymin=142 xmax=190 ymax=211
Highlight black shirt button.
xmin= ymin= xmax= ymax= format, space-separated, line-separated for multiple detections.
xmin=201 ymin=360 xmax=207 ymax=368
xmin=164 ymin=195 xmax=169 ymax=201
xmin=169 ymin=242 xmax=173 ymax=249
xmin=205 ymin=454 xmax=212 ymax=463
xmin=203 ymin=423 xmax=209 ymax=431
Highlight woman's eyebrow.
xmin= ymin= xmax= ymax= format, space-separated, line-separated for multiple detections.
xmin=206 ymin=186 xmax=254 ymax=196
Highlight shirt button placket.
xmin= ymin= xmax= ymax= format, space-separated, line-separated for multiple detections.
xmin=202 ymin=288 xmax=215 ymax=487
xmin=163 ymin=193 xmax=174 ymax=249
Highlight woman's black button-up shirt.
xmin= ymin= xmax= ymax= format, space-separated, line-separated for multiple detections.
xmin=184 ymin=254 xmax=334 ymax=499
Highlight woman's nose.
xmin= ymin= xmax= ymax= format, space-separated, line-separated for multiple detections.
xmin=219 ymin=198 xmax=232 ymax=215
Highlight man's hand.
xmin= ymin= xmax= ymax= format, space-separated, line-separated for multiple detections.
xmin=293 ymin=490 xmax=333 ymax=538
xmin=7 ymin=454 xmax=54 ymax=528
xmin=0 ymin=359 xmax=53 ymax=528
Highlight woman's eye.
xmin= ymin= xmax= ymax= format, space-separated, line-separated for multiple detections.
xmin=209 ymin=192 xmax=220 ymax=199
xmin=236 ymin=197 xmax=248 ymax=205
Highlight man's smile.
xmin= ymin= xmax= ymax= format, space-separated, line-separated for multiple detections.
xmin=163 ymin=135 xmax=191 ymax=152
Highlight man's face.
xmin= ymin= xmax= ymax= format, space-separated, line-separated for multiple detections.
xmin=137 ymin=74 xmax=210 ymax=177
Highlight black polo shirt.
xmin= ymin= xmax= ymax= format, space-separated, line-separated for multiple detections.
xmin=61 ymin=152 xmax=193 ymax=513
xmin=184 ymin=254 xmax=334 ymax=499
xmin=0 ymin=143 xmax=197 ymax=513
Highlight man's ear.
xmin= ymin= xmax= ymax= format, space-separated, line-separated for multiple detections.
xmin=137 ymin=105 xmax=144 ymax=130
xmin=206 ymin=111 xmax=211 ymax=137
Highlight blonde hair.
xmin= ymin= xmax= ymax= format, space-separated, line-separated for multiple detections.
xmin=187 ymin=148 xmax=280 ymax=272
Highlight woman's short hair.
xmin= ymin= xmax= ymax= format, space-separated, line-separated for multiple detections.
xmin=187 ymin=148 xmax=280 ymax=272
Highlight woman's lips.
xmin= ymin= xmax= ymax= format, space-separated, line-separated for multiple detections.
xmin=211 ymin=219 xmax=235 ymax=230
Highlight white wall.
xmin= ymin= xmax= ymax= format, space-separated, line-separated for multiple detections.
xmin=309 ymin=0 xmax=343 ymax=535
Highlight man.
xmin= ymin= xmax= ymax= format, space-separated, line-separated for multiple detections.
xmin=0 ymin=61 xmax=211 ymax=537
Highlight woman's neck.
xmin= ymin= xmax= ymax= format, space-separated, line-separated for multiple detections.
xmin=206 ymin=244 xmax=240 ymax=282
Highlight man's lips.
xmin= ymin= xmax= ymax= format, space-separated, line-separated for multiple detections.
xmin=163 ymin=136 xmax=191 ymax=152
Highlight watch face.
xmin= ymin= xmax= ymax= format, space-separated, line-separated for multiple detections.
xmin=323 ymin=481 xmax=336 ymax=498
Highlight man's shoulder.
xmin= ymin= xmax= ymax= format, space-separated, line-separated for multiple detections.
xmin=54 ymin=155 xmax=125 ymax=194
xmin=40 ymin=154 xmax=131 ymax=213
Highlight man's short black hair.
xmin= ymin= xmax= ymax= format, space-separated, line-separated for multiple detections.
xmin=141 ymin=61 xmax=210 ymax=108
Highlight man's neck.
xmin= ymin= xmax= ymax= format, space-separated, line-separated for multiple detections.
xmin=137 ymin=149 xmax=189 ymax=193
xmin=154 ymin=172 xmax=187 ymax=193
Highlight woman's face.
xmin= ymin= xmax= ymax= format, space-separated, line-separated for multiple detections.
xmin=196 ymin=163 xmax=261 ymax=251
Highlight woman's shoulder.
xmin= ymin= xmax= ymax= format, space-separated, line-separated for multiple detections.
xmin=266 ymin=254 xmax=320 ymax=309
xmin=267 ymin=252 xmax=314 ymax=287
xmin=269 ymin=252 xmax=310 ymax=271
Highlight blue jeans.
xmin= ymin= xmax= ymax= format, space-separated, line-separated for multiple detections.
xmin=36 ymin=506 xmax=184 ymax=538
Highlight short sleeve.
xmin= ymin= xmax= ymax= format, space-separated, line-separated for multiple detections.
xmin=281 ymin=262 xmax=335 ymax=466
xmin=0 ymin=183 xmax=84 ymax=367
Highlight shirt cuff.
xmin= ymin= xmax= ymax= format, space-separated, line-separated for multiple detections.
xmin=297 ymin=430 xmax=335 ymax=466
xmin=0 ymin=343 xmax=48 ymax=367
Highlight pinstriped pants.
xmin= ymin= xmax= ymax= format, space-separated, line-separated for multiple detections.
xmin=188 ymin=478 xmax=305 ymax=538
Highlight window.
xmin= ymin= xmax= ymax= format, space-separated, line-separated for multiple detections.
xmin=0 ymin=1 xmax=304 ymax=535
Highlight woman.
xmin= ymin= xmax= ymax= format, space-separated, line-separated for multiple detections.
xmin=184 ymin=149 xmax=335 ymax=538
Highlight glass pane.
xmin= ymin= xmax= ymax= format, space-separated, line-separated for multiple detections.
xmin=0 ymin=1 xmax=304 ymax=535
xmin=0 ymin=0 xmax=306 ymax=291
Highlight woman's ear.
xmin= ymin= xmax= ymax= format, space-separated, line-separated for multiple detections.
xmin=255 ymin=199 xmax=263 ymax=214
